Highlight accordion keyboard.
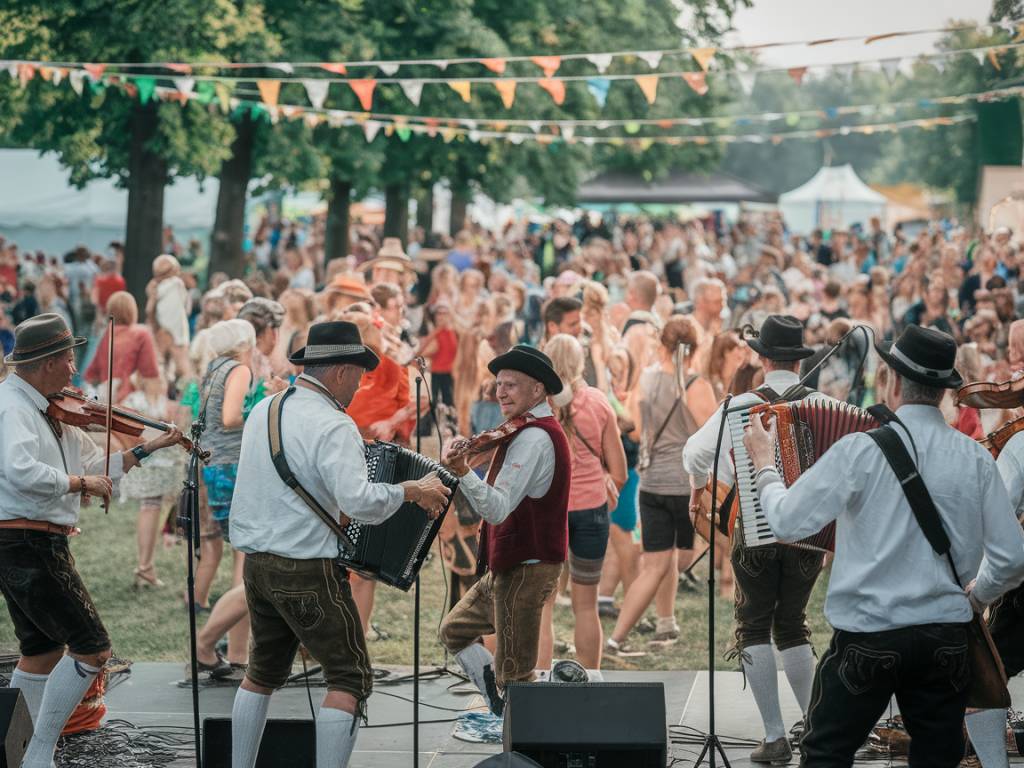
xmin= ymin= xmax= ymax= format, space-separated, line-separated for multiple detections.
xmin=728 ymin=405 xmax=778 ymax=546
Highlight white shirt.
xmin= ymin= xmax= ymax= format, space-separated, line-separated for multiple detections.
xmin=229 ymin=378 xmax=405 ymax=560
xmin=682 ymin=369 xmax=828 ymax=488
xmin=756 ymin=404 xmax=1024 ymax=632
xmin=458 ymin=402 xmax=556 ymax=526
xmin=0 ymin=374 xmax=124 ymax=526
xmin=997 ymin=429 xmax=1024 ymax=519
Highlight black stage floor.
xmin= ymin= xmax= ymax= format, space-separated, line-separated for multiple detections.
xmin=66 ymin=664 xmax=1024 ymax=766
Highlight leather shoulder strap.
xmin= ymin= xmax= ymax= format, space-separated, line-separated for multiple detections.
xmin=268 ymin=388 xmax=356 ymax=554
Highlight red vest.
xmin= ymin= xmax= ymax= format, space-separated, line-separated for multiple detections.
xmin=477 ymin=416 xmax=570 ymax=574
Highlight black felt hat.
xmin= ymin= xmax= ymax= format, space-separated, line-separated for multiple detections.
xmin=288 ymin=320 xmax=380 ymax=371
xmin=747 ymin=314 xmax=814 ymax=361
xmin=487 ymin=344 xmax=563 ymax=395
xmin=4 ymin=313 xmax=86 ymax=365
xmin=876 ymin=324 xmax=962 ymax=389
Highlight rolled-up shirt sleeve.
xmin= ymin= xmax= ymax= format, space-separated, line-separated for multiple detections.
xmin=458 ymin=430 xmax=555 ymax=525
xmin=973 ymin=458 xmax=1024 ymax=606
xmin=74 ymin=426 xmax=125 ymax=480
xmin=318 ymin=420 xmax=405 ymax=524
xmin=0 ymin=409 xmax=70 ymax=502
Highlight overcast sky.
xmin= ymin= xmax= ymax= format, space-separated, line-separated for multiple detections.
xmin=724 ymin=0 xmax=995 ymax=69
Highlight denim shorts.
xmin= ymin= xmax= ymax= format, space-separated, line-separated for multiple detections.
xmin=202 ymin=463 xmax=238 ymax=521
xmin=0 ymin=530 xmax=110 ymax=656
xmin=568 ymin=504 xmax=610 ymax=585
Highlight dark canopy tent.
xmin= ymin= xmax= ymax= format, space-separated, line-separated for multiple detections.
xmin=576 ymin=169 xmax=776 ymax=205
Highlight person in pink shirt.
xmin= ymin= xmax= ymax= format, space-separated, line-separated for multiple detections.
xmin=540 ymin=334 xmax=627 ymax=669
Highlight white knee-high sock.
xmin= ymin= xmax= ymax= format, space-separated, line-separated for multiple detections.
xmin=743 ymin=644 xmax=786 ymax=742
xmin=316 ymin=706 xmax=359 ymax=768
xmin=8 ymin=669 xmax=48 ymax=725
xmin=21 ymin=656 xmax=99 ymax=768
xmin=455 ymin=644 xmax=499 ymax=711
xmin=965 ymin=709 xmax=1009 ymax=768
xmin=231 ymin=688 xmax=271 ymax=768
xmin=780 ymin=644 xmax=815 ymax=715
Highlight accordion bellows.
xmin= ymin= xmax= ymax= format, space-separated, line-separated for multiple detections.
xmin=338 ymin=441 xmax=459 ymax=591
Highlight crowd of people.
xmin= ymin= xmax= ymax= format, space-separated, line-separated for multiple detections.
xmin=3 ymin=205 xmax=1024 ymax=767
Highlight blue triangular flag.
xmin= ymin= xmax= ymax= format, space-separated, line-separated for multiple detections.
xmin=586 ymin=77 xmax=610 ymax=108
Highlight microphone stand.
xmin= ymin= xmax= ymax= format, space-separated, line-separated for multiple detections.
xmin=413 ymin=373 xmax=423 ymax=768
xmin=178 ymin=413 xmax=207 ymax=768
xmin=692 ymin=394 xmax=733 ymax=768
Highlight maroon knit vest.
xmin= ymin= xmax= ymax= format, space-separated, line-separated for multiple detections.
xmin=477 ymin=415 xmax=570 ymax=574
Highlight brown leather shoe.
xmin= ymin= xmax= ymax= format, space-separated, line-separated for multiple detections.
xmin=750 ymin=737 xmax=793 ymax=765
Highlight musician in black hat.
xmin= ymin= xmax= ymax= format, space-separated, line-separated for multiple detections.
xmin=743 ymin=325 xmax=1024 ymax=767
xmin=0 ymin=314 xmax=183 ymax=768
xmin=227 ymin=320 xmax=451 ymax=768
xmin=440 ymin=344 xmax=572 ymax=717
xmin=683 ymin=314 xmax=828 ymax=765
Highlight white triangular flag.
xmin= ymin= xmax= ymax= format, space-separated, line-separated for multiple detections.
xmin=69 ymin=69 xmax=85 ymax=95
xmin=932 ymin=57 xmax=946 ymax=74
xmin=637 ymin=51 xmax=662 ymax=69
xmin=463 ymin=119 xmax=477 ymax=130
xmin=561 ymin=125 xmax=575 ymax=140
xmin=270 ymin=62 xmax=294 ymax=74
xmin=327 ymin=110 xmax=345 ymax=128
xmin=880 ymin=58 xmax=900 ymax=82
xmin=399 ymin=80 xmax=423 ymax=106
xmin=52 ymin=68 xmax=64 ymax=85
xmin=363 ymin=120 xmax=382 ymax=141
xmin=508 ymin=133 xmax=525 ymax=145
xmin=1001 ymin=17 xmax=1017 ymax=35
xmin=586 ymin=54 xmax=613 ymax=73
xmin=527 ymin=120 xmax=542 ymax=133
xmin=378 ymin=62 xmax=400 ymax=76
xmin=736 ymin=71 xmax=756 ymax=96
xmin=2 ymin=61 xmax=15 ymax=80
xmin=596 ymin=120 xmax=610 ymax=130
xmin=173 ymin=77 xmax=195 ymax=96
xmin=430 ymin=60 xmax=449 ymax=71
xmin=468 ymin=129 xmax=481 ymax=142
xmin=581 ymin=136 xmax=596 ymax=146
xmin=834 ymin=62 xmax=856 ymax=80
xmin=973 ymin=50 xmax=985 ymax=66
xmin=303 ymin=79 xmax=329 ymax=109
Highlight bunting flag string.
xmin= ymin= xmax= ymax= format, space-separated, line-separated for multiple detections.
xmin=22 ymin=18 xmax=1020 ymax=77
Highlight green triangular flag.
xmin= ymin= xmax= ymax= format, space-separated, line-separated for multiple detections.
xmin=135 ymin=76 xmax=156 ymax=104
xmin=396 ymin=126 xmax=412 ymax=142
xmin=194 ymin=81 xmax=215 ymax=105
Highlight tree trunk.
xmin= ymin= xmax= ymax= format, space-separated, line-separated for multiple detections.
xmin=124 ymin=101 xmax=167 ymax=307
xmin=449 ymin=187 xmax=469 ymax=236
xmin=383 ymin=181 xmax=409 ymax=245
xmin=209 ymin=113 xmax=256 ymax=280
xmin=415 ymin=184 xmax=434 ymax=234
xmin=324 ymin=178 xmax=352 ymax=263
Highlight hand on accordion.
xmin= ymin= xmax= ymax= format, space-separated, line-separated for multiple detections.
xmin=401 ymin=471 xmax=452 ymax=518
xmin=742 ymin=413 xmax=777 ymax=473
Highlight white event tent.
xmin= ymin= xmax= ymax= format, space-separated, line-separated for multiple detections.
xmin=778 ymin=164 xmax=887 ymax=233
xmin=0 ymin=148 xmax=219 ymax=254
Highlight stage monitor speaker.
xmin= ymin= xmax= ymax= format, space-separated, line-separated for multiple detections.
xmin=203 ymin=717 xmax=315 ymax=768
xmin=0 ymin=688 xmax=32 ymax=768
xmin=474 ymin=753 xmax=543 ymax=767
xmin=503 ymin=682 xmax=666 ymax=768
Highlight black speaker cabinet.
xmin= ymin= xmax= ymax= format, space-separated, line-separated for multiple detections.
xmin=0 ymin=688 xmax=32 ymax=768
xmin=203 ymin=717 xmax=315 ymax=768
xmin=503 ymin=682 xmax=666 ymax=768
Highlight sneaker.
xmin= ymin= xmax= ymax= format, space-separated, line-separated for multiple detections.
xmin=605 ymin=637 xmax=647 ymax=658
xmin=635 ymin=617 xmax=657 ymax=635
xmin=678 ymin=571 xmax=702 ymax=593
xmin=648 ymin=628 xmax=679 ymax=647
xmin=750 ymin=737 xmax=793 ymax=765
xmin=789 ymin=719 xmax=805 ymax=747
xmin=598 ymin=601 xmax=619 ymax=619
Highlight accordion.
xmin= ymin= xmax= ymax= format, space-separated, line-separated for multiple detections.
xmin=729 ymin=400 xmax=878 ymax=552
xmin=337 ymin=441 xmax=459 ymax=591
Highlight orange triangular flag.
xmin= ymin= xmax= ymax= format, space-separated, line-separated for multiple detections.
xmin=787 ymin=66 xmax=808 ymax=85
xmin=166 ymin=63 xmax=192 ymax=74
xmin=256 ymin=80 xmax=281 ymax=107
xmin=448 ymin=80 xmax=472 ymax=102
xmin=635 ymin=75 xmax=659 ymax=104
xmin=348 ymin=79 xmax=377 ymax=109
xmin=38 ymin=66 xmax=53 ymax=82
xmin=690 ymin=47 xmax=716 ymax=72
xmin=682 ymin=71 xmax=708 ymax=95
xmin=538 ymin=78 xmax=565 ymax=105
xmin=17 ymin=63 xmax=35 ymax=87
xmin=480 ymin=58 xmax=507 ymax=74
xmin=83 ymin=63 xmax=106 ymax=81
xmin=531 ymin=56 xmax=561 ymax=78
xmin=320 ymin=63 xmax=348 ymax=75
xmin=989 ymin=48 xmax=1003 ymax=71
xmin=494 ymin=79 xmax=517 ymax=108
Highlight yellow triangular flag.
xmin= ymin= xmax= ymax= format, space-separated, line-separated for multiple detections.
xmin=988 ymin=48 xmax=1003 ymax=71
xmin=494 ymin=80 xmax=517 ymax=109
xmin=690 ymin=47 xmax=716 ymax=72
xmin=635 ymin=75 xmax=659 ymax=105
xmin=448 ymin=81 xmax=472 ymax=102
xmin=256 ymin=80 xmax=281 ymax=108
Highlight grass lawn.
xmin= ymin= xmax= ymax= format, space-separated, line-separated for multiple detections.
xmin=0 ymin=499 xmax=833 ymax=671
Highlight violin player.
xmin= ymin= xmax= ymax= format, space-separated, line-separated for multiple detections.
xmin=440 ymin=344 xmax=571 ymax=717
xmin=0 ymin=314 xmax=182 ymax=768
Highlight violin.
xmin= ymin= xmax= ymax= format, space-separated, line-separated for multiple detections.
xmin=47 ymin=388 xmax=210 ymax=462
xmin=957 ymin=374 xmax=1024 ymax=410
xmin=445 ymin=414 xmax=536 ymax=463
xmin=979 ymin=415 xmax=1024 ymax=459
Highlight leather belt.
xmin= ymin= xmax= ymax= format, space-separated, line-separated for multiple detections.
xmin=0 ymin=519 xmax=80 ymax=536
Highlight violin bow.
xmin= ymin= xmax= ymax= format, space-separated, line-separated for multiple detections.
xmin=102 ymin=314 xmax=114 ymax=513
